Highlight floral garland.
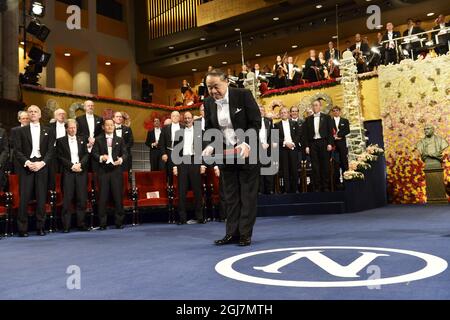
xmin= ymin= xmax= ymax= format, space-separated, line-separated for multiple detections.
xmin=21 ymin=84 xmax=202 ymax=111
xmin=344 ymin=144 xmax=384 ymax=181
xmin=260 ymin=72 xmax=378 ymax=98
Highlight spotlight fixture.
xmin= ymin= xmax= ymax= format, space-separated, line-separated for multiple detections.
xmin=105 ymin=62 xmax=111 ymax=66
xmin=192 ymin=68 xmax=197 ymax=72
xmin=64 ymin=52 xmax=71 ymax=57
xmin=26 ymin=20 xmax=50 ymax=42
xmin=28 ymin=46 xmax=51 ymax=66
xmin=427 ymin=13 xmax=435 ymax=17
xmin=222 ymin=61 xmax=227 ymax=65
xmin=30 ymin=1 xmax=45 ymax=17
xmin=332 ymin=35 xmax=338 ymax=39
xmin=255 ymin=53 xmax=261 ymax=57
xmin=200 ymin=37 xmax=206 ymax=41
xmin=168 ymin=46 xmax=174 ymax=49
xmin=234 ymin=28 xmax=240 ymax=32
xmin=291 ymin=45 xmax=298 ymax=49
xmin=273 ymin=17 xmax=279 ymax=21
xmin=19 ymin=46 xmax=51 ymax=85
xmin=316 ymin=5 xmax=323 ymax=9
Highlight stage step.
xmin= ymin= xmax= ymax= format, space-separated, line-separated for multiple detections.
xmin=257 ymin=192 xmax=346 ymax=216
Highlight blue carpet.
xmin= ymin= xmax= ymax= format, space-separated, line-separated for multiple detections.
xmin=1 ymin=204 xmax=450 ymax=300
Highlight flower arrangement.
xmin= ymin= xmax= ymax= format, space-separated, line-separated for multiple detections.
xmin=357 ymin=152 xmax=378 ymax=163
xmin=366 ymin=144 xmax=384 ymax=156
xmin=349 ymin=160 xmax=371 ymax=172
xmin=343 ymin=170 xmax=365 ymax=181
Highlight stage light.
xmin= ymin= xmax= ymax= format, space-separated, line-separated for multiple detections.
xmin=64 ymin=53 xmax=71 ymax=57
xmin=234 ymin=28 xmax=240 ymax=32
xmin=192 ymin=68 xmax=197 ymax=72
xmin=255 ymin=53 xmax=261 ymax=57
xmin=371 ymin=47 xmax=380 ymax=54
xmin=168 ymin=46 xmax=174 ymax=49
xmin=427 ymin=13 xmax=434 ymax=17
xmin=28 ymin=46 xmax=51 ymax=66
xmin=316 ymin=5 xmax=323 ymax=9
xmin=273 ymin=17 xmax=279 ymax=21
xmin=30 ymin=1 xmax=45 ymax=17
xmin=26 ymin=20 xmax=50 ymax=42
xmin=200 ymin=37 xmax=206 ymax=41
xmin=291 ymin=45 xmax=298 ymax=48
xmin=222 ymin=61 xmax=227 ymax=65
xmin=105 ymin=62 xmax=111 ymax=66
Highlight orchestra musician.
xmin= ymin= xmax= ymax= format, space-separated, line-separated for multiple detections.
xmin=273 ymin=55 xmax=288 ymax=88
xmin=318 ymin=52 xmax=330 ymax=80
xmin=304 ymin=50 xmax=322 ymax=83
xmin=433 ymin=14 xmax=450 ymax=55
xmin=382 ymin=22 xmax=402 ymax=65
xmin=350 ymin=33 xmax=370 ymax=73
xmin=285 ymin=56 xmax=300 ymax=86
xmin=238 ymin=65 xmax=249 ymax=88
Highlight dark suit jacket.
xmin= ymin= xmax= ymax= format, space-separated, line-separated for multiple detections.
xmin=433 ymin=23 xmax=450 ymax=44
xmin=325 ymin=49 xmax=340 ymax=61
xmin=304 ymin=113 xmax=334 ymax=147
xmin=0 ymin=128 xmax=8 ymax=169
xmin=76 ymin=114 xmax=104 ymax=139
xmin=91 ymin=134 xmax=128 ymax=171
xmin=14 ymin=124 xmax=55 ymax=167
xmin=403 ymin=26 xmax=422 ymax=37
xmin=116 ymin=125 xmax=134 ymax=151
xmin=56 ymin=135 xmax=89 ymax=172
xmin=159 ymin=123 xmax=185 ymax=156
xmin=350 ymin=42 xmax=370 ymax=56
xmin=48 ymin=121 xmax=66 ymax=140
xmin=332 ymin=117 xmax=350 ymax=139
xmin=274 ymin=120 xmax=301 ymax=148
xmin=172 ymin=124 xmax=205 ymax=161
xmin=203 ymin=87 xmax=261 ymax=146
xmin=145 ymin=128 xmax=161 ymax=149
xmin=381 ymin=31 xmax=402 ymax=48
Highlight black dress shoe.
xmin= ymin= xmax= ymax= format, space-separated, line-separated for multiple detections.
xmin=99 ymin=226 xmax=107 ymax=230
xmin=37 ymin=229 xmax=46 ymax=236
xmin=77 ymin=226 xmax=90 ymax=232
xmin=63 ymin=229 xmax=70 ymax=233
xmin=177 ymin=220 xmax=186 ymax=225
xmin=238 ymin=236 xmax=251 ymax=246
xmin=115 ymin=225 xmax=124 ymax=229
xmin=214 ymin=235 xmax=239 ymax=245
xmin=18 ymin=232 xmax=29 ymax=238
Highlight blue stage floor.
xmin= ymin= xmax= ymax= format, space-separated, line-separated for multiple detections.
xmin=1 ymin=204 xmax=449 ymax=300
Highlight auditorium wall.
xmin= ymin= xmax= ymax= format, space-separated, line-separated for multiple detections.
xmin=378 ymin=55 xmax=450 ymax=203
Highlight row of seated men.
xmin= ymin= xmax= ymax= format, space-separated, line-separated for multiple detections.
xmin=145 ymin=99 xmax=350 ymax=199
xmin=0 ymin=101 xmax=134 ymax=237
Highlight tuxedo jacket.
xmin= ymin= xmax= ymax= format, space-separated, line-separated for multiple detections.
xmin=381 ymin=31 xmax=402 ymax=48
xmin=116 ymin=125 xmax=134 ymax=151
xmin=0 ymin=128 xmax=8 ymax=169
xmin=48 ymin=121 xmax=65 ymax=140
xmin=91 ymin=134 xmax=128 ymax=170
xmin=325 ymin=49 xmax=340 ymax=61
xmin=403 ymin=26 xmax=423 ymax=37
xmin=304 ymin=113 xmax=334 ymax=147
xmin=172 ymin=124 xmax=205 ymax=161
xmin=332 ymin=117 xmax=350 ymax=139
xmin=350 ymin=42 xmax=370 ymax=56
xmin=274 ymin=120 xmax=301 ymax=148
xmin=145 ymin=128 xmax=162 ymax=149
xmin=203 ymin=87 xmax=261 ymax=147
xmin=76 ymin=114 xmax=104 ymax=139
xmin=14 ymin=124 xmax=55 ymax=166
xmin=159 ymin=123 xmax=185 ymax=156
xmin=56 ymin=135 xmax=89 ymax=173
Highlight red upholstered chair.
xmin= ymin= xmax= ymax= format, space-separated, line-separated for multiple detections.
xmin=7 ymin=174 xmax=55 ymax=235
xmin=134 ymin=171 xmax=171 ymax=223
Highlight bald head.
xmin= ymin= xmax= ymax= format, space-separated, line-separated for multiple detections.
xmin=84 ymin=100 xmax=95 ymax=115
xmin=171 ymin=111 xmax=180 ymax=124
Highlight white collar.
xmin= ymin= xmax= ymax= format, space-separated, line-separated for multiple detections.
xmin=215 ymin=88 xmax=229 ymax=104
xmin=86 ymin=113 xmax=94 ymax=118
xmin=105 ymin=134 xmax=114 ymax=139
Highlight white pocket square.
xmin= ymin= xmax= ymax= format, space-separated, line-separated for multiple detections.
xmin=45 ymin=133 xmax=48 ymax=136
xmin=235 ymin=108 xmax=242 ymax=114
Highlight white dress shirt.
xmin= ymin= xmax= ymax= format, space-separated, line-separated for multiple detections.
xmin=56 ymin=121 xmax=66 ymax=139
xmin=314 ymin=113 xmax=322 ymax=139
xmin=105 ymin=134 xmax=114 ymax=164
xmin=171 ymin=123 xmax=181 ymax=149
xmin=216 ymin=89 xmax=236 ymax=146
xmin=288 ymin=63 xmax=294 ymax=80
xmin=281 ymin=120 xmax=293 ymax=147
xmin=388 ymin=32 xmax=395 ymax=48
xmin=182 ymin=126 xmax=194 ymax=156
xmin=201 ymin=117 xmax=205 ymax=131
xmin=356 ymin=42 xmax=361 ymax=50
xmin=68 ymin=135 xmax=79 ymax=164
xmin=334 ymin=117 xmax=340 ymax=135
xmin=115 ymin=124 xmax=123 ymax=137
xmin=259 ymin=118 xmax=267 ymax=145
xmin=86 ymin=114 xmax=95 ymax=138
xmin=255 ymin=70 xmax=260 ymax=79
xmin=30 ymin=123 xmax=42 ymax=158
xmin=154 ymin=127 xmax=161 ymax=143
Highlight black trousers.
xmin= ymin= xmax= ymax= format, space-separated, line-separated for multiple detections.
xmin=97 ymin=166 xmax=124 ymax=227
xmin=218 ymin=174 xmax=226 ymax=219
xmin=18 ymin=159 xmax=48 ymax=232
xmin=221 ymin=164 xmax=259 ymax=238
xmin=280 ymin=147 xmax=299 ymax=193
xmin=384 ymin=48 xmax=398 ymax=65
xmin=164 ymin=150 xmax=174 ymax=185
xmin=62 ymin=170 xmax=87 ymax=230
xmin=150 ymin=148 xmax=163 ymax=171
xmin=334 ymin=140 xmax=348 ymax=186
xmin=310 ymin=139 xmax=331 ymax=191
xmin=177 ymin=162 xmax=203 ymax=222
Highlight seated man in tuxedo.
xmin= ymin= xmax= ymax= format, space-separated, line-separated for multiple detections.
xmin=275 ymin=107 xmax=301 ymax=193
xmin=14 ymin=105 xmax=55 ymax=237
xmin=202 ymin=69 xmax=261 ymax=246
xmin=145 ymin=118 xmax=163 ymax=171
xmin=56 ymin=119 xmax=90 ymax=232
xmin=172 ymin=111 xmax=206 ymax=225
xmin=304 ymin=100 xmax=334 ymax=192
xmin=112 ymin=111 xmax=134 ymax=172
xmin=331 ymin=106 xmax=350 ymax=188
xmin=91 ymin=119 xmax=128 ymax=230
xmin=0 ymin=127 xmax=8 ymax=191
xmin=9 ymin=111 xmax=30 ymax=174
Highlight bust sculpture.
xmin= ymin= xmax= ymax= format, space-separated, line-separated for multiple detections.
xmin=416 ymin=125 xmax=449 ymax=170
